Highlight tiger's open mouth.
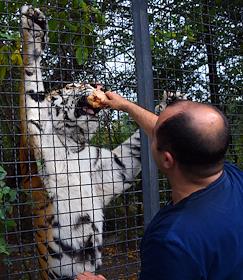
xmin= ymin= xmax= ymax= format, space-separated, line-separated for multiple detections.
xmin=82 ymin=105 xmax=100 ymax=116
xmin=75 ymin=96 xmax=101 ymax=117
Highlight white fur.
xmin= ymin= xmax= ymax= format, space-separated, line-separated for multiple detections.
xmin=21 ymin=6 xmax=141 ymax=278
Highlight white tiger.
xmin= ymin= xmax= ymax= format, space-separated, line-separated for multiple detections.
xmin=20 ymin=5 xmax=141 ymax=279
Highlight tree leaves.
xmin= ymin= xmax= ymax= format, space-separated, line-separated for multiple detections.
xmin=0 ymin=31 xmax=22 ymax=82
xmin=0 ymin=166 xmax=17 ymax=256
xmin=0 ymin=236 xmax=10 ymax=256
xmin=0 ymin=1 xmax=106 ymax=80
xmin=76 ymin=47 xmax=89 ymax=65
xmin=0 ymin=167 xmax=7 ymax=181
xmin=0 ymin=46 xmax=22 ymax=82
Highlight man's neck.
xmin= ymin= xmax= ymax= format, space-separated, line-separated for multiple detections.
xmin=170 ymin=170 xmax=223 ymax=205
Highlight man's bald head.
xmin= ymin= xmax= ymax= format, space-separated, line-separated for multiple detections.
xmin=155 ymin=100 xmax=229 ymax=177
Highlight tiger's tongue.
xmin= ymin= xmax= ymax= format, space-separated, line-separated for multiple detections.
xmin=83 ymin=107 xmax=95 ymax=115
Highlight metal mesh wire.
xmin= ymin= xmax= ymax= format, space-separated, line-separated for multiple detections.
xmin=0 ymin=0 xmax=242 ymax=279
xmin=1 ymin=1 xmax=141 ymax=279
xmin=149 ymin=0 xmax=243 ymax=203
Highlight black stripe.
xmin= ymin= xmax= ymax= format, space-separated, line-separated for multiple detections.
xmin=26 ymin=90 xmax=45 ymax=102
xmin=29 ymin=120 xmax=42 ymax=131
xmin=119 ymin=172 xmax=133 ymax=184
xmin=124 ymin=143 xmax=140 ymax=151
xmin=120 ymin=173 xmax=126 ymax=182
xmin=56 ymin=107 xmax=61 ymax=117
xmin=47 ymin=245 xmax=62 ymax=259
xmin=51 ymin=96 xmax=58 ymax=102
xmin=124 ymin=179 xmax=134 ymax=185
xmin=132 ymin=145 xmax=141 ymax=152
xmin=130 ymin=152 xmax=141 ymax=160
xmin=25 ymin=69 xmax=33 ymax=76
xmin=53 ymin=238 xmax=74 ymax=258
xmin=94 ymin=148 xmax=101 ymax=166
xmin=65 ymin=123 xmax=76 ymax=128
xmin=63 ymin=111 xmax=80 ymax=123
xmin=114 ymin=154 xmax=125 ymax=169
xmin=48 ymin=272 xmax=56 ymax=279
xmin=92 ymin=222 xmax=99 ymax=233
xmin=49 ymin=270 xmax=60 ymax=278
xmin=73 ymin=214 xmax=91 ymax=230
xmin=64 ymin=111 xmax=71 ymax=121
xmin=84 ymin=235 xmax=95 ymax=266
xmin=52 ymin=221 xmax=60 ymax=228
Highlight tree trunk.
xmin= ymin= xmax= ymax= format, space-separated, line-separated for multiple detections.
xmin=202 ymin=0 xmax=220 ymax=106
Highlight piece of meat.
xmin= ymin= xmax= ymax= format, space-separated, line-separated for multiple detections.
xmin=87 ymin=90 xmax=109 ymax=108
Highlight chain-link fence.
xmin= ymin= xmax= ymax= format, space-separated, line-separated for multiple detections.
xmin=0 ymin=0 xmax=242 ymax=279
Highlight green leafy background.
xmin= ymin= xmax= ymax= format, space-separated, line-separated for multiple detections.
xmin=0 ymin=0 xmax=242 ymax=278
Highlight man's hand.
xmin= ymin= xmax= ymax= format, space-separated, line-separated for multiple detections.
xmin=103 ymin=91 xmax=131 ymax=111
xmin=75 ymin=271 xmax=106 ymax=280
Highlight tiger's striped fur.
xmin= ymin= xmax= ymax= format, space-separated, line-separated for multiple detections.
xmin=20 ymin=5 xmax=141 ymax=279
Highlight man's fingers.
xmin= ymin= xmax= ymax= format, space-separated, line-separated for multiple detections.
xmin=103 ymin=91 xmax=129 ymax=112
xmin=97 ymin=274 xmax=106 ymax=280
xmin=104 ymin=91 xmax=121 ymax=101
xmin=75 ymin=272 xmax=106 ymax=280
xmin=102 ymin=91 xmax=116 ymax=107
xmin=105 ymin=90 xmax=115 ymax=98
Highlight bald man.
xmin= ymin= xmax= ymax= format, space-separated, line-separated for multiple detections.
xmin=76 ymin=92 xmax=243 ymax=280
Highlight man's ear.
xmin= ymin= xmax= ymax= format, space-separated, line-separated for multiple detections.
xmin=161 ymin=151 xmax=174 ymax=169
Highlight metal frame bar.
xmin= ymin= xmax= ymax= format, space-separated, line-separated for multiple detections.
xmin=131 ymin=0 xmax=160 ymax=229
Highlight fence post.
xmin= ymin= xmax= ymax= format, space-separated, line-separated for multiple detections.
xmin=131 ymin=0 xmax=160 ymax=229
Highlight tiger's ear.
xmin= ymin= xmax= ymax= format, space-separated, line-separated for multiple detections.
xmin=154 ymin=90 xmax=184 ymax=115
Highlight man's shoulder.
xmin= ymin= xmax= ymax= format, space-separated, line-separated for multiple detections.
xmin=224 ymin=161 xmax=243 ymax=181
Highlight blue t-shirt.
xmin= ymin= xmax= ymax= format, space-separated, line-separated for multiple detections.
xmin=140 ymin=162 xmax=243 ymax=280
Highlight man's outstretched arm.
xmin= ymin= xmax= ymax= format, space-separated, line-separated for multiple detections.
xmin=103 ymin=91 xmax=158 ymax=138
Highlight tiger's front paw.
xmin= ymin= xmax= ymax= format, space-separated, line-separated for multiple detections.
xmin=21 ymin=5 xmax=48 ymax=50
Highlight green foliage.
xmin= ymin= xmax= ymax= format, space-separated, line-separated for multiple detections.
xmin=0 ymin=32 xmax=22 ymax=82
xmin=0 ymin=166 xmax=17 ymax=256
xmin=46 ymin=0 xmax=105 ymax=66
xmin=0 ymin=0 xmax=105 ymax=83
xmin=91 ymin=113 xmax=137 ymax=148
xmin=150 ymin=0 xmax=242 ymax=99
